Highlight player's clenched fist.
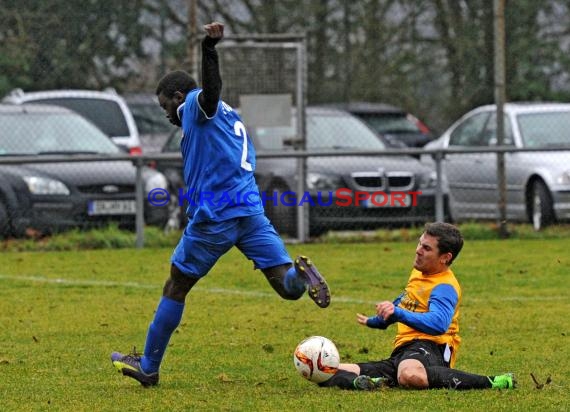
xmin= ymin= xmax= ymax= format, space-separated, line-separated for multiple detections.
xmin=376 ymin=300 xmax=395 ymax=320
xmin=204 ymin=22 xmax=224 ymax=39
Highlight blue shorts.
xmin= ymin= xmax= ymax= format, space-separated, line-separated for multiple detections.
xmin=171 ymin=213 xmax=292 ymax=278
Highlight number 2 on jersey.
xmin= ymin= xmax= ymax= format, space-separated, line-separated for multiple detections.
xmin=234 ymin=121 xmax=253 ymax=171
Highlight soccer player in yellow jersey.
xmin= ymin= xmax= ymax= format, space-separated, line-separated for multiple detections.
xmin=319 ymin=222 xmax=515 ymax=390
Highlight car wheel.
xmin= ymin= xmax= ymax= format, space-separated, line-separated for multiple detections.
xmin=0 ymin=201 xmax=10 ymax=238
xmin=264 ymin=183 xmax=296 ymax=237
xmin=529 ymin=180 xmax=554 ymax=231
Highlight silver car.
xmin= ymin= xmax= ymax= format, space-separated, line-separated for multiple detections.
xmin=422 ymin=103 xmax=570 ymax=230
xmin=0 ymin=104 xmax=169 ymax=237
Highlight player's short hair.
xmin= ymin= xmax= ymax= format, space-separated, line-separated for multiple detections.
xmin=424 ymin=222 xmax=464 ymax=265
xmin=155 ymin=70 xmax=198 ymax=98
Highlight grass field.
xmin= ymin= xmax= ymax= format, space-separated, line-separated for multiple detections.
xmin=1 ymin=237 xmax=568 ymax=411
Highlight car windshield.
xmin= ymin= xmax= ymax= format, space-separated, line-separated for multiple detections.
xmin=28 ymin=98 xmax=130 ymax=137
xmin=251 ymin=111 xmax=386 ymax=151
xmin=517 ymin=111 xmax=570 ymax=148
xmin=130 ymin=103 xmax=173 ymax=135
xmin=308 ymin=112 xmax=386 ymax=150
xmin=164 ymin=130 xmax=183 ymax=152
xmin=0 ymin=111 xmax=121 ymax=155
xmin=357 ymin=113 xmax=420 ymax=134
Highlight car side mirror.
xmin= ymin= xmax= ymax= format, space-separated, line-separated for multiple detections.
xmin=283 ymin=136 xmax=302 ymax=149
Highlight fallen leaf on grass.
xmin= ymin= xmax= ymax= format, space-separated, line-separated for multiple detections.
xmin=218 ymin=373 xmax=233 ymax=383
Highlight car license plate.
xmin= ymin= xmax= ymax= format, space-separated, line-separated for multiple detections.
xmin=364 ymin=193 xmax=412 ymax=208
xmin=88 ymin=200 xmax=137 ymax=216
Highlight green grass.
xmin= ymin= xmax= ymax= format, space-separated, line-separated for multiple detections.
xmin=0 ymin=238 xmax=569 ymax=411
xmin=3 ymin=222 xmax=570 ymax=252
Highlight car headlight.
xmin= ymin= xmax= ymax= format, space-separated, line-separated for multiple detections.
xmin=23 ymin=176 xmax=70 ymax=195
xmin=556 ymin=170 xmax=570 ymax=185
xmin=306 ymin=173 xmax=344 ymax=190
xmin=144 ymin=170 xmax=169 ymax=192
xmin=419 ymin=171 xmax=438 ymax=189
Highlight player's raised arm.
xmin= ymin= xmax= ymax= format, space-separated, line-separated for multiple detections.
xmin=199 ymin=22 xmax=224 ymax=117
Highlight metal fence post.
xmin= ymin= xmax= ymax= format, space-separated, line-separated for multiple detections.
xmin=494 ymin=0 xmax=509 ymax=238
xmin=434 ymin=150 xmax=445 ymax=222
xmin=134 ymin=157 xmax=145 ymax=248
xmin=296 ymin=37 xmax=308 ymax=242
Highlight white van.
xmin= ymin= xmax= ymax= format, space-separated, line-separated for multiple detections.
xmin=2 ymin=89 xmax=143 ymax=155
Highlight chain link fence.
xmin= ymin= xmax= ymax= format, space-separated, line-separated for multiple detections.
xmin=1 ymin=121 xmax=570 ymax=246
xmin=2 ymin=36 xmax=570 ymax=245
xmin=421 ymin=103 xmax=570 ymax=233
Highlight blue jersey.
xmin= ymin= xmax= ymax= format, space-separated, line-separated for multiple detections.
xmin=177 ymin=89 xmax=264 ymax=223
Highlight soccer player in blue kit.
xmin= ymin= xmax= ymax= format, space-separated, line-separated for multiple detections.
xmin=110 ymin=22 xmax=330 ymax=387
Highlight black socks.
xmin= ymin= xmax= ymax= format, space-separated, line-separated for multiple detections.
xmin=426 ymin=366 xmax=492 ymax=390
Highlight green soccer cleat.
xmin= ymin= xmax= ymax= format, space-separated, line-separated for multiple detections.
xmin=111 ymin=349 xmax=159 ymax=387
xmin=490 ymin=373 xmax=516 ymax=389
xmin=353 ymin=375 xmax=387 ymax=391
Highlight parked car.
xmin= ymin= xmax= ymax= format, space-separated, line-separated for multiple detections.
xmin=158 ymin=106 xmax=445 ymax=236
xmin=0 ymin=104 xmax=169 ymax=238
xmin=327 ymin=102 xmax=434 ymax=148
xmin=421 ymin=102 xmax=570 ymax=230
xmin=124 ymin=93 xmax=177 ymax=154
xmin=2 ymin=88 xmax=143 ymax=155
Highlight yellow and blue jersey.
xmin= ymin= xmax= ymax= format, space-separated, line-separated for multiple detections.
xmin=367 ymin=268 xmax=462 ymax=366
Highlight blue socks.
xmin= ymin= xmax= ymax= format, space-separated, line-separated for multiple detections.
xmin=141 ymin=296 xmax=185 ymax=373
xmin=283 ymin=266 xmax=306 ymax=298
xmin=140 ymin=267 xmax=304 ymax=373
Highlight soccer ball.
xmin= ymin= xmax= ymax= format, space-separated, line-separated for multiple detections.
xmin=293 ymin=336 xmax=340 ymax=383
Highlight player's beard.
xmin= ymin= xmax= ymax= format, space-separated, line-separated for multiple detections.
xmin=168 ymin=116 xmax=182 ymax=127
xmin=413 ymin=255 xmax=423 ymax=271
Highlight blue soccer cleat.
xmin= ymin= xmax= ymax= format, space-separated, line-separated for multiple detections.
xmin=295 ymin=255 xmax=331 ymax=308
xmin=111 ymin=349 xmax=159 ymax=387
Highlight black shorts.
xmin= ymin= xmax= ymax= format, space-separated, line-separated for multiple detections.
xmin=356 ymin=340 xmax=451 ymax=386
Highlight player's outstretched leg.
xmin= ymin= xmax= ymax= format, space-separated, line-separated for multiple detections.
xmin=425 ymin=366 xmax=516 ymax=390
xmin=111 ymin=266 xmax=194 ymax=387
xmin=294 ymin=255 xmax=330 ymax=308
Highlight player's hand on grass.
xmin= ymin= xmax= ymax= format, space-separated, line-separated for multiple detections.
xmin=356 ymin=313 xmax=369 ymax=325
xmin=204 ymin=22 xmax=224 ymax=40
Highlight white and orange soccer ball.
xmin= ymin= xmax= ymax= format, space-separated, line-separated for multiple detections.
xmin=293 ymin=336 xmax=340 ymax=383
